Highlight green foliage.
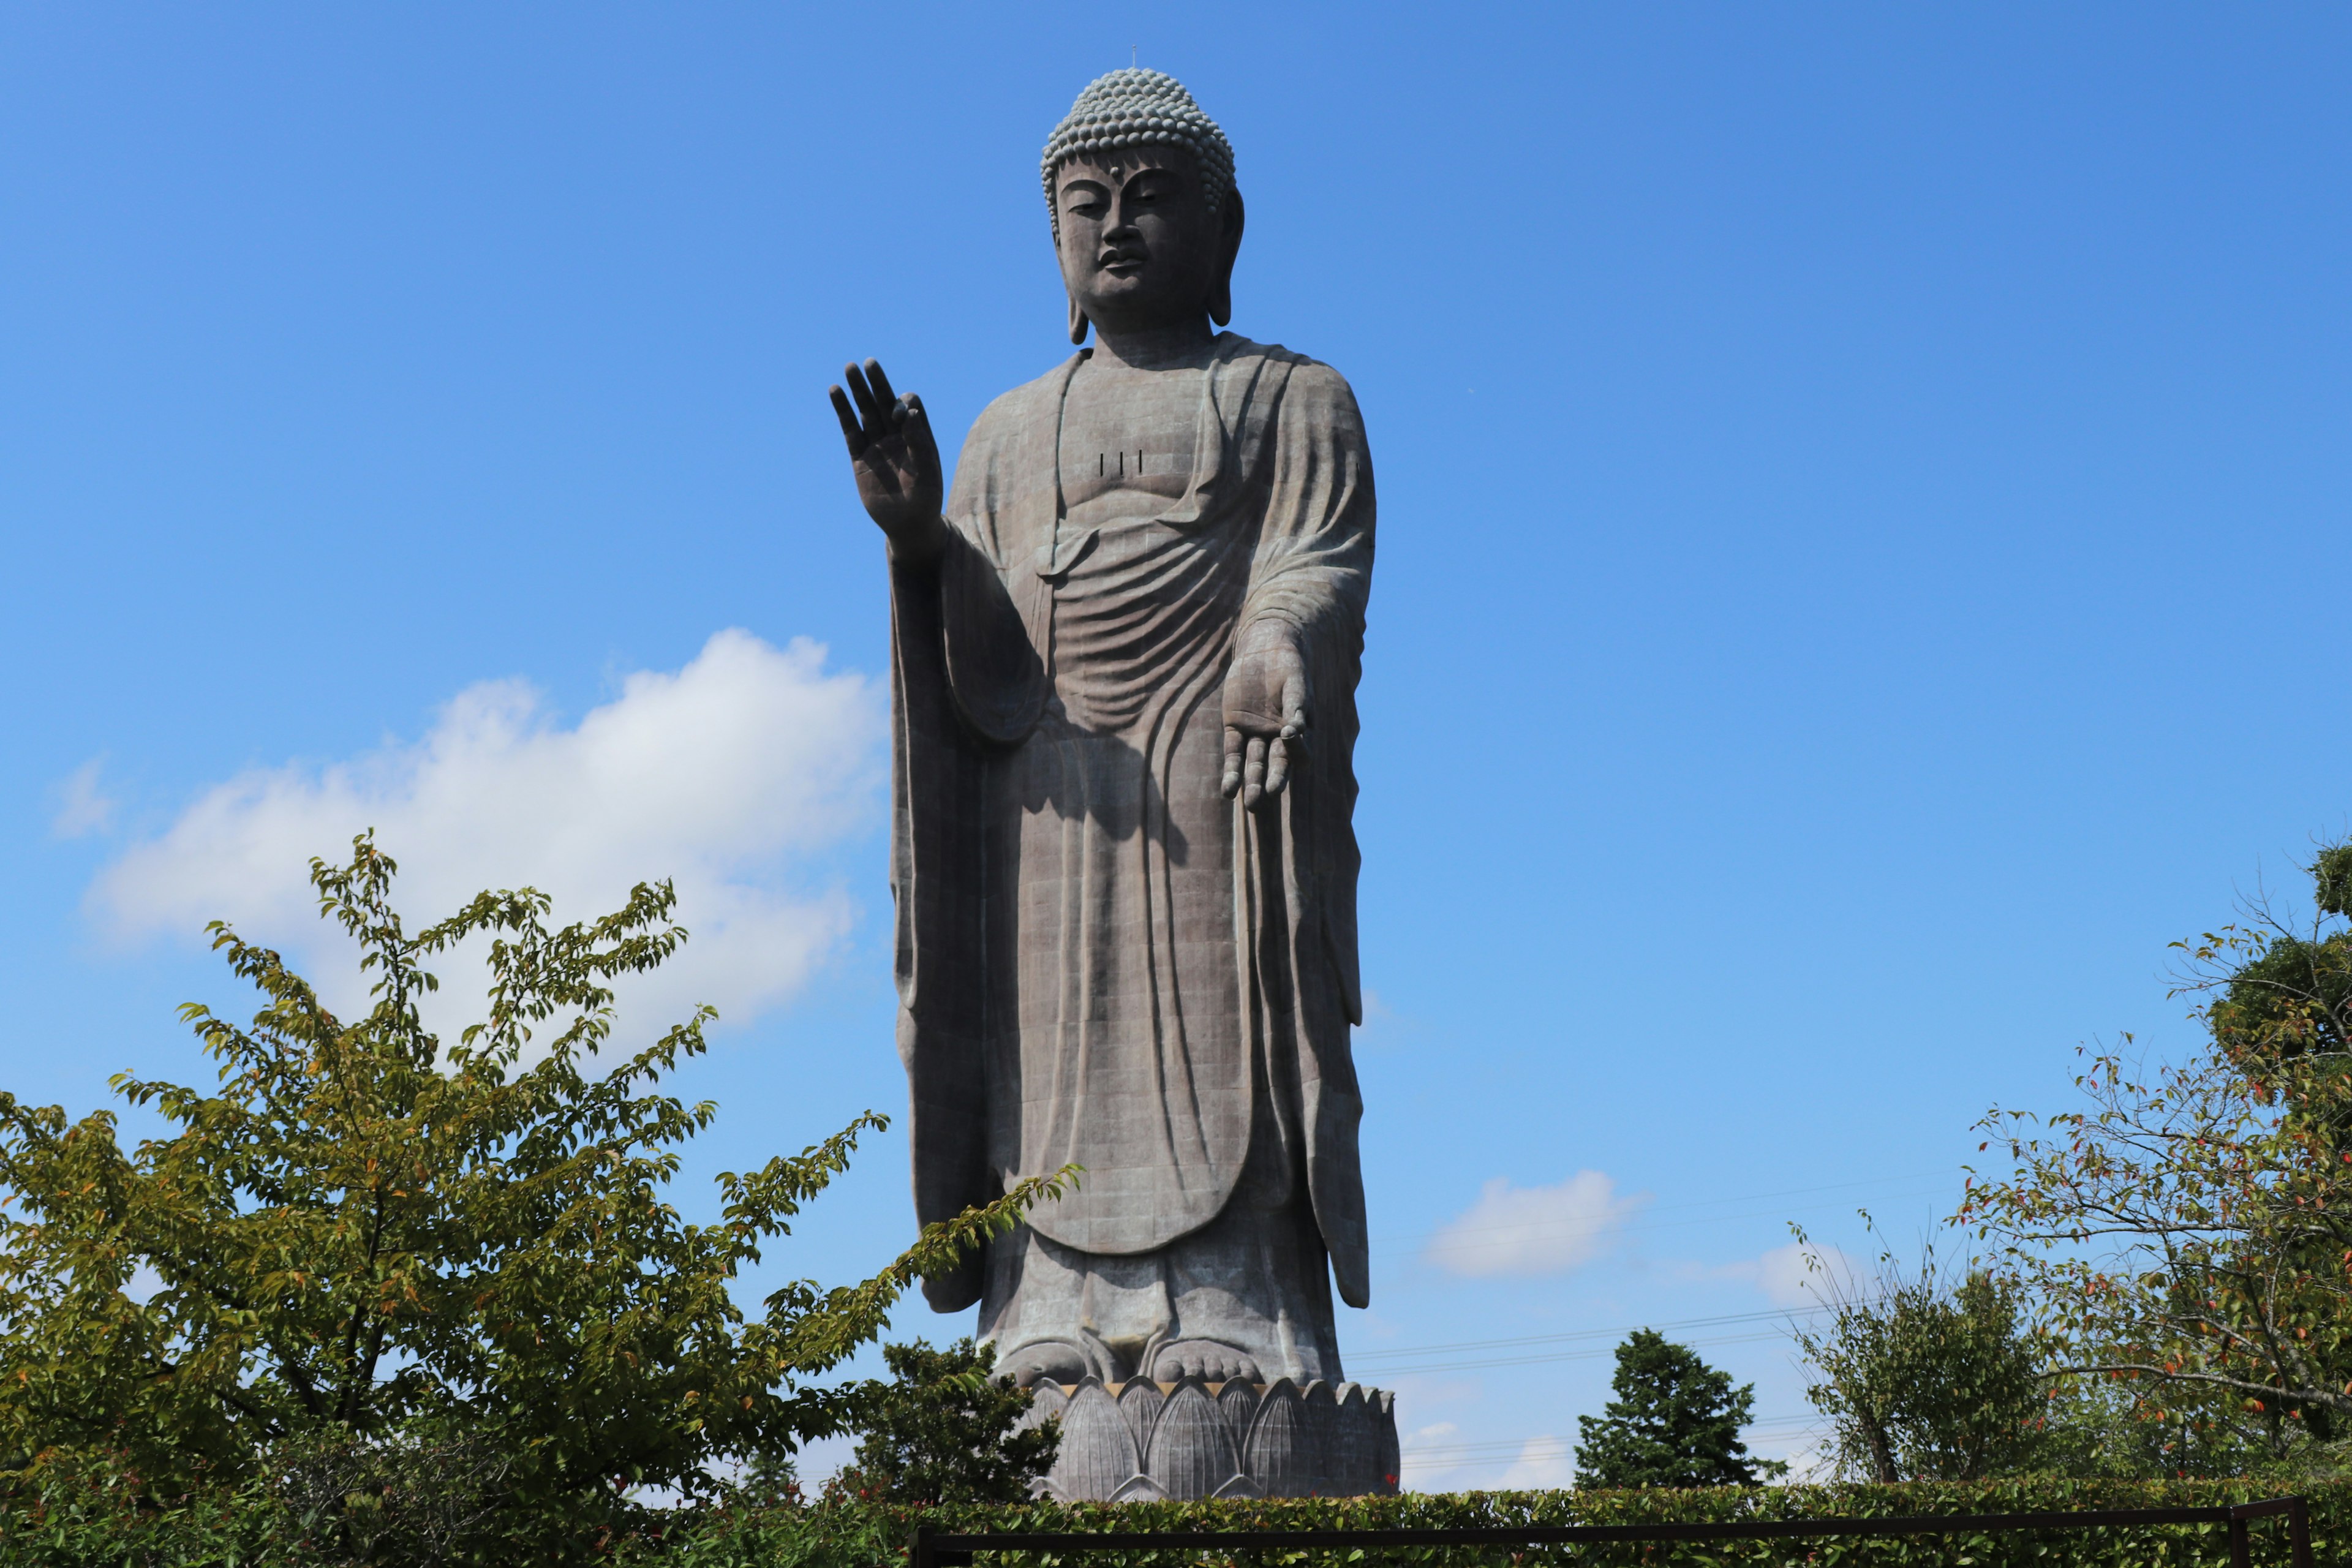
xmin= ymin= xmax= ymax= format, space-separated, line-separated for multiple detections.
xmin=832 ymin=1340 xmax=1059 ymax=1506
xmin=1572 ymin=1329 xmax=1784 ymax=1488
xmin=595 ymin=1479 xmax=2343 ymax=1568
xmin=0 ymin=1450 xmax=275 ymax=1567
xmin=2312 ymin=843 xmax=2352 ymax=921
xmin=1961 ymin=837 xmax=2352 ymax=1467
xmin=1793 ymin=1228 xmax=2054 ymax=1481
xmin=2037 ymin=1366 xmax=2275 ymax=1479
xmin=0 ymin=837 xmax=1070 ymax=1564
xmin=0 ymin=1465 xmax=2335 ymax=1566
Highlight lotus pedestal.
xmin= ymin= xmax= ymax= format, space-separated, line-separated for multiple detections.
xmin=1018 ymin=1377 xmax=1400 ymax=1500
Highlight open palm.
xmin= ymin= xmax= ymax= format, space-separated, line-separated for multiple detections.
xmin=1221 ymin=633 xmax=1310 ymax=807
xmin=827 ymin=358 xmax=944 ymax=559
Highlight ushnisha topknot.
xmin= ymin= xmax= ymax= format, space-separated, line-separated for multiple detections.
xmin=1041 ymin=68 xmax=1235 ymax=234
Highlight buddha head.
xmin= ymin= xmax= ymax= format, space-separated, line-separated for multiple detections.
xmin=1041 ymin=69 xmax=1246 ymax=345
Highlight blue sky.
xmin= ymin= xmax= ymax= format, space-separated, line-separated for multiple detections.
xmin=4 ymin=3 xmax=2348 ymax=1485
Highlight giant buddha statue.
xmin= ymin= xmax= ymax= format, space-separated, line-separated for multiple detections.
xmin=828 ymin=69 xmax=1390 ymax=1498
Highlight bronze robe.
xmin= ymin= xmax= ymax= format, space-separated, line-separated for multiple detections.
xmin=891 ymin=334 xmax=1373 ymax=1316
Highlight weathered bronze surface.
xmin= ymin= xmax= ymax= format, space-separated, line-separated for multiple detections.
xmin=829 ymin=74 xmax=1384 ymax=1494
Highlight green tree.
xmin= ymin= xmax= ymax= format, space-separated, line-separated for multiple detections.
xmin=1573 ymin=1330 xmax=1783 ymax=1488
xmin=1792 ymin=1228 xmax=2054 ymax=1481
xmin=2035 ymin=1366 xmax=2272 ymax=1478
xmin=0 ymin=838 xmax=1069 ymax=1562
xmin=258 ymin=1426 xmax=513 ymax=1565
xmin=831 ymin=1338 xmax=1058 ymax=1504
xmin=1961 ymin=836 xmax=2352 ymax=1468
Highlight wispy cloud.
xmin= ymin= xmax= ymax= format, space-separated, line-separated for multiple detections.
xmin=1498 ymin=1434 xmax=1575 ymax=1489
xmin=51 ymin=756 xmax=116 ymax=839
xmin=1395 ymin=1421 xmax=1462 ymax=1490
xmin=1425 ymin=1171 xmax=1648 ymax=1278
xmin=1721 ymin=1240 xmax=1865 ymax=1307
xmin=1751 ymin=1426 xmax=1836 ymax=1483
xmin=89 ymin=629 xmax=884 ymax=1035
xmin=1349 ymin=989 xmax=1417 ymax=1052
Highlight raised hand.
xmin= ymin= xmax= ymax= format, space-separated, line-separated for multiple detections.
xmin=1221 ymin=628 xmax=1310 ymax=808
xmin=827 ymin=358 xmax=946 ymax=561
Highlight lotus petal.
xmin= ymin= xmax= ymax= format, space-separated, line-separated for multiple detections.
xmin=1146 ymin=1379 xmax=1237 ymax=1499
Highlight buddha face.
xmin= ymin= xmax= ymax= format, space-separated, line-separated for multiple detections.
xmin=1054 ymin=145 xmax=1231 ymax=334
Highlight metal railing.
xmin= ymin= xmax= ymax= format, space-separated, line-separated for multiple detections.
xmin=914 ymin=1494 xmax=2314 ymax=1568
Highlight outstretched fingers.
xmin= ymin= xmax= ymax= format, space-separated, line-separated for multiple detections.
xmin=1259 ymin=668 xmax=1310 ymax=799
xmin=1242 ymin=736 xmax=1270 ymax=806
xmin=842 ymin=361 xmax=884 ymax=432
xmin=863 ymin=358 xmax=900 ymax=416
xmin=1225 ymin=728 xmax=1305 ymax=805
xmin=1263 ymin=733 xmax=1293 ymax=796
xmin=827 ymin=384 xmax=867 ymax=456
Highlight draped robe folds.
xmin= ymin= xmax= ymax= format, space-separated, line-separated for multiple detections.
xmin=890 ymin=334 xmax=1374 ymax=1341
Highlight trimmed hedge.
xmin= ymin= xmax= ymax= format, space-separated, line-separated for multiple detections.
xmin=0 ymin=1477 xmax=2336 ymax=1567
xmin=622 ymin=1481 xmax=2342 ymax=1568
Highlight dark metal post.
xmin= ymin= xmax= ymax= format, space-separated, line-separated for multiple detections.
xmin=2228 ymin=1512 xmax=2252 ymax=1568
xmin=912 ymin=1524 xmax=934 ymax=1568
xmin=2288 ymin=1496 xmax=2314 ymax=1568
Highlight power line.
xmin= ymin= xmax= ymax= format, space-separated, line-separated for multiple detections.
xmin=1401 ymin=1415 xmax=1823 ymax=1464
xmin=1378 ymin=1170 xmax=1948 ymax=1251
xmin=1349 ymin=1302 xmax=1833 ymax=1366
xmin=1362 ymin=1327 xmax=1802 ymax=1376
xmin=1405 ymin=1426 xmax=1823 ymax=1456
xmin=1404 ymin=1425 xmax=1823 ymax=1455
xmin=1417 ymin=1191 xmax=1945 ymax=1254
xmin=1401 ymin=1423 xmax=1828 ymax=1477
xmin=1349 ymin=1301 xmax=1885 ymax=1378
xmin=1349 ymin=1298 xmax=1890 ymax=1380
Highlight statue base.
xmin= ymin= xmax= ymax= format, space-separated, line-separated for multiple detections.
xmin=1017 ymin=1377 xmax=1400 ymax=1500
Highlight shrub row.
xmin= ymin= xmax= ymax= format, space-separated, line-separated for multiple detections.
xmin=1 ymin=1476 xmax=2337 ymax=1567
xmin=624 ymin=1480 xmax=2341 ymax=1568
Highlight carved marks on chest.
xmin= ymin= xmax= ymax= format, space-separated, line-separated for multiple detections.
xmin=1059 ymin=365 xmax=1201 ymax=511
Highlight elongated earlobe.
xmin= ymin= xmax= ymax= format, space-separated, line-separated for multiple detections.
xmin=1068 ymin=293 xmax=1090 ymax=345
xmin=1208 ymin=189 xmax=1246 ymax=328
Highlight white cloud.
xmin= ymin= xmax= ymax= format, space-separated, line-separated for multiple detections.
xmin=89 ymin=629 xmax=884 ymax=1036
xmin=1348 ymin=989 xmax=1401 ymax=1052
xmin=1752 ymin=1428 xmax=1836 ymax=1484
xmin=1498 ymin=1434 xmax=1575 ymax=1490
xmin=51 ymin=756 xmax=116 ymax=838
xmin=1724 ymin=1240 xmax=1866 ymax=1308
xmin=1394 ymin=1421 xmax=1462 ymax=1490
xmin=1425 ymin=1171 xmax=1648 ymax=1278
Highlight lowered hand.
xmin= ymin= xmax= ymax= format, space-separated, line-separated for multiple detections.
xmin=1221 ymin=628 xmax=1310 ymax=807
